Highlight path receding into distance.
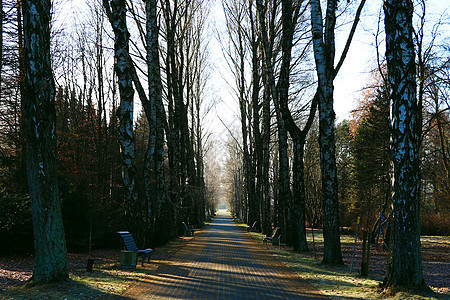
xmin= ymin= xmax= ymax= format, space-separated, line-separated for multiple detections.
xmin=124 ymin=209 xmax=328 ymax=299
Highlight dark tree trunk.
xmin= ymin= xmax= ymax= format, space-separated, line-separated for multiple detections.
xmin=145 ymin=0 xmax=165 ymax=245
xmin=382 ymin=0 xmax=424 ymax=289
xmin=310 ymin=0 xmax=343 ymax=264
xmin=257 ymin=0 xmax=313 ymax=249
xmin=249 ymin=3 xmax=263 ymax=233
xmin=0 ymin=0 xmax=3 ymax=87
xmin=22 ymin=0 xmax=68 ymax=284
xmin=262 ymin=88 xmax=272 ymax=235
xmin=17 ymin=1 xmax=28 ymax=183
xmin=163 ymin=0 xmax=182 ymax=239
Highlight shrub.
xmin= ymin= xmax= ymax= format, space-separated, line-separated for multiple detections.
xmin=421 ymin=213 xmax=450 ymax=236
xmin=0 ymin=189 xmax=33 ymax=254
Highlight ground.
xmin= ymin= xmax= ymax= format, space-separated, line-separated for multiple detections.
xmin=0 ymin=214 xmax=448 ymax=299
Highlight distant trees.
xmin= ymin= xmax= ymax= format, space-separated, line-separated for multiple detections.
xmin=222 ymin=0 xmax=369 ymax=259
xmin=102 ymin=0 xmax=213 ymax=246
xmin=0 ymin=0 xmax=216 ymax=256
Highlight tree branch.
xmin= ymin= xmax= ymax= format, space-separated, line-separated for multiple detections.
xmin=334 ymin=0 xmax=367 ymax=78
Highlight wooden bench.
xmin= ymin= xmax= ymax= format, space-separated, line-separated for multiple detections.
xmin=117 ymin=231 xmax=153 ymax=266
xmin=263 ymin=227 xmax=280 ymax=246
xmin=246 ymin=221 xmax=258 ymax=232
xmin=182 ymin=222 xmax=195 ymax=236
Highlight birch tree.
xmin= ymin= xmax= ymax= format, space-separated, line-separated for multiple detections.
xmin=382 ymin=0 xmax=424 ymax=289
xmin=255 ymin=0 xmax=293 ymax=244
xmin=144 ymin=0 xmax=166 ymax=245
xmin=0 ymin=0 xmax=3 ymax=88
xmin=309 ymin=0 xmax=365 ymax=263
xmin=103 ymin=0 xmax=143 ymax=243
xmin=222 ymin=0 xmax=254 ymax=226
xmin=22 ymin=0 xmax=68 ymax=283
xmin=256 ymin=0 xmax=318 ymax=250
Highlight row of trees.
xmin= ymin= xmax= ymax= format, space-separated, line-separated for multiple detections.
xmin=222 ymin=0 xmax=448 ymax=291
xmin=0 ymin=0 xmax=219 ymax=284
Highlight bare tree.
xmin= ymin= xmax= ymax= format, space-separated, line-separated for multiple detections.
xmin=22 ymin=0 xmax=68 ymax=284
xmin=222 ymin=0 xmax=255 ymax=225
xmin=309 ymin=0 xmax=366 ymax=263
xmin=382 ymin=0 xmax=424 ymax=289
xmin=103 ymin=0 xmax=144 ymax=243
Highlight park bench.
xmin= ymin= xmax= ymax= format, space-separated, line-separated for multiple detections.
xmin=182 ymin=222 xmax=195 ymax=236
xmin=263 ymin=227 xmax=281 ymax=247
xmin=117 ymin=231 xmax=153 ymax=266
xmin=246 ymin=221 xmax=258 ymax=232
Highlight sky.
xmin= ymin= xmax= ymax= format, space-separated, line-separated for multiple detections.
xmin=207 ymin=0 xmax=450 ymax=142
xmin=54 ymin=0 xmax=449 ymax=153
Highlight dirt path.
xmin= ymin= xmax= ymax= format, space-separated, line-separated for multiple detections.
xmin=124 ymin=210 xmax=328 ymax=299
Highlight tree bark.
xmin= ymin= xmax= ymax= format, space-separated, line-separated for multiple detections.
xmin=22 ymin=0 xmax=68 ymax=284
xmin=262 ymin=83 xmax=272 ymax=236
xmin=249 ymin=3 xmax=263 ymax=233
xmin=257 ymin=0 xmax=315 ymax=249
xmin=103 ymin=0 xmax=143 ymax=243
xmin=310 ymin=0 xmax=343 ymax=264
xmin=0 ymin=0 xmax=3 ymax=87
xmin=382 ymin=0 xmax=424 ymax=288
xmin=145 ymin=0 xmax=163 ymax=245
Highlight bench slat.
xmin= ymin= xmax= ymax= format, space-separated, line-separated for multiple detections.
xmin=117 ymin=231 xmax=154 ymax=266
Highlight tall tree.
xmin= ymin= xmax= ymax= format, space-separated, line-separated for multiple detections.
xmin=382 ymin=0 xmax=425 ymax=289
xmin=0 ymin=0 xmax=3 ymax=88
xmin=256 ymin=0 xmax=293 ymax=244
xmin=22 ymin=0 xmax=68 ymax=283
xmin=144 ymin=0 xmax=162 ymax=244
xmin=309 ymin=0 xmax=365 ymax=264
xmin=257 ymin=0 xmax=319 ymax=250
xmin=103 ymin=0 xmax=143 ymax=243
xmin=275 ymin=0 xmax=318 ymax=251
xmin=222 ymin=0 xmax=255 ymax=225
xmin=146 ymin=0 xmax=169 ymax=245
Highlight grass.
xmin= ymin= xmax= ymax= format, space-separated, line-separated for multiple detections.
xmin=0 ymin=235 xmax=197 ymax=299
xmin=1 ymin=217 xmax=447 ymax=299
xmin=239 ymin=218 xmax=448 ymax=300
xmin=2 ymin=266 xmax=137 ymax=299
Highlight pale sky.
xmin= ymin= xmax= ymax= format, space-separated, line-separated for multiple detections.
xmin=54 ymin=0 xmax=449 ymax=147
xmin=208 ymin=0 xmax=450 ymax=139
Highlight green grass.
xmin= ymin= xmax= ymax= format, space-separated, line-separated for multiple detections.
xmin=245 ymin=226 xmax=448 ymax=300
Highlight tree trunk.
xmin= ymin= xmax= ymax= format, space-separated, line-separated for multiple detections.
xmin=257 ymin=0 xmax=313 ymax=248
xmin=310 ymin=0 xmax=343 ymax=264
xmin=144 ymin=0 xmax=162 ymax=245
xmin=262 ymin=87 xmax=272 ymax=235
xmin=17 ymin=0 xmax=28 ymax=183
xmin=22 ymin=0 xmax=68 ymax=284
xmin=382 ymin=0 xmax=424 ymax=289
xmin=248 ymin=3 xmax=263 ymax=233
xmin=0 ymin=0 xmax=3 ymax=87
xmin=103 ymin=0 xmax=143 ymax=243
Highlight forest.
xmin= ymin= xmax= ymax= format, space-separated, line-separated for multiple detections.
xmin=0 ymin=0 xmax=448 ymax=291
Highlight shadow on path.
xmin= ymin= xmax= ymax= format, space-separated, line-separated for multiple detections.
xmin=125 ymin=210 xmax=328 ymax=299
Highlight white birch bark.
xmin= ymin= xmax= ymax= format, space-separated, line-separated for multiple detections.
xmin=383 ymin=0 xmax=424 ymax=288
xmin=103 ymin=0 xmax=142 ymax=241
xmin=310 ymin=0 xmax=343 ymax=264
